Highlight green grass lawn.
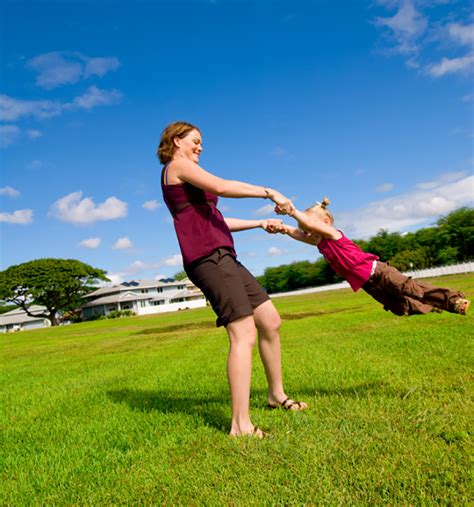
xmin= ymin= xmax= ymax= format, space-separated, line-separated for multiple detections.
xmin=1 ymin=274 xmax=473 ymax=505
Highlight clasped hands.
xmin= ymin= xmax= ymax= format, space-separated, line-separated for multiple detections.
xmin=261 ymin=189 xmax=295 ymax=234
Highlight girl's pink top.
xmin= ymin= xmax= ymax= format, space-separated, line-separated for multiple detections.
xmin=317 ymin=232 xmax=379 ymax=291
xmin=161 ymin=166 xmax=235 ymax=267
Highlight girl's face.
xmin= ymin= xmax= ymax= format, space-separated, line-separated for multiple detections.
xmin=174 ymin=129 xmax=203 ymax=164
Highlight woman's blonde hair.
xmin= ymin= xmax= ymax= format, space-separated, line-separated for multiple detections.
xmin=157 ymin=121 xmax=201 ymax=165
xmin=305 ymin=197 xmax=334 ymax=224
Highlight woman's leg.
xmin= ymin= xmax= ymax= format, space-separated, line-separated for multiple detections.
xmin=253 ymin=300 xmax=308 ymax=410
xmin=226 ymin=315 xmax=262 ymax=437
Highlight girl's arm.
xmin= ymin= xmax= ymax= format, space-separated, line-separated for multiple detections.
xmin=224 ymin=217 xmax=284 ymax=233
xmin=169 ymin=158 xmax=293 ymax=211
xmin=291 ymin=208 xmax=341 ymax=240
xmin=283 ymin=224 xmax=320 ymax=245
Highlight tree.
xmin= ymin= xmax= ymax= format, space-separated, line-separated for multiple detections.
xmin=0 ymin=258 xmax=109 ymax=326
xmin=436 ymin=207 xmax=474 ymax=262
xmin=173 ymin=270 xmax=188 ymax=281
xmin=389 ymin=247 xmax=431 ymax=272
xmin=366 ymin=229 xmax=404 ymax=261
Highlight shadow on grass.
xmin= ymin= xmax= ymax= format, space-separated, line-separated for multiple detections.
xmin=107 ymin=388 xmax=229 ymax=432
xmin=134 ymin=321 xmax=215 ymax=336
xmin=294 ymin=381 xmax=411 ymax=399
xmin=279 ymin=306 xmax=364 ymax=320
xmin=134 ymin=307 xmax=366 ymax=336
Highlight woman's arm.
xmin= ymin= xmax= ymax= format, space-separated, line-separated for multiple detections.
xmin=224 ymin=217 xmax=284 ymax=233
xmin=170 ymin=158 xmax=293 ymax=212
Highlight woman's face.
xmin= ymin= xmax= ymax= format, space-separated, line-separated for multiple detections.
xmin=174 ymin=129 xmax=203 ymax=164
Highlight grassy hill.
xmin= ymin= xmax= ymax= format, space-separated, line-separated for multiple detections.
xmin=2 ymin=274 xmax=473 ymax=505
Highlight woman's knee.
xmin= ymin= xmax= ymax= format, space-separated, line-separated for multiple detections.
xmin=255 ymin=303 xmax=282 ymax=335
xmin=226 ymin=315 xmax=257 ymax=347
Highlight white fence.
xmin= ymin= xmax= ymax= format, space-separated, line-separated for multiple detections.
xmin=270 ymin=262 xmax=474 ymax=298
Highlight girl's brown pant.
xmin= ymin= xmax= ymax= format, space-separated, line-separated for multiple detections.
xmin=362 ymin=261 xmax=464 ymax=316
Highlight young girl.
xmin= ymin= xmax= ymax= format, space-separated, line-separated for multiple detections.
xmin=277 ymin=198 xmax=470 ymax=316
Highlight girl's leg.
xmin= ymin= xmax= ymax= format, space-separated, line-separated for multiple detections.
xmin=368 ymin=262 xmax=464 ymax=315
xmin=363 ymin=282 xmax=433 ymax=315
xmin=253 ymin=300 xmax=308 ymax=409
xmin=225 ymin=315 xmax=262 ymax=437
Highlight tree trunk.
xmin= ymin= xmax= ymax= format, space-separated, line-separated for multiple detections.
xmin=48 ymin=311 xmax=59 ymax=326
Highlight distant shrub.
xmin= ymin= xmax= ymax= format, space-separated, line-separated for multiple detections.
xmin=107 ymin=309 xmax=134 ymax=319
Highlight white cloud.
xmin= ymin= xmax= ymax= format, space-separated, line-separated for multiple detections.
xmin=374 ymin=2 xmax=473 ymax=79
xmin=270 ymin=146 xmax=287 ymax=158
xmin=337 ymin=173 xmax=474 ymax=238
xmin=142 ymin=199 xmax=161 ymax=211
xmin=447 ymin=23 xmax=474 ymax=46
xmin=26 ymin=129 xmax=42 ymax=139
xmin=49 ymin=191 xmax=128 ymax=224
xmin=163 ymin=254 xmax=183 ymax=266
xmin=27 ymin=51 xmax=120 ymax=89
xmin=28 ymin=160 xmax=44 ymax=169
xmin=255 ymin=203 xmax=277 ymax=216
xmin=107 ymin=254 xmax=185 ymax=284
xmin=0 ymin=95 xmax=62 ymax=121
xmin=65 ymin=86 xmax=122 ymax=111
xmin=113 ymin=237 xmax=133 ymax=250
xmin=79 ymin=237 xmax=101 ymax=249
xmin=0 ymin=86 xmax=121 ymax=122
xmin=0 ymin=125 xmax=21 ymax=147
xmin=375 ymin=183 xmax=395 ymax=193
xmin=106 ymin=272 xmax=126 ymax=285
xmin=0 ymin=209 xmax=33 ymax=224
xmin=415 ymin=171 xmax=467 ymax=190
xmin=0 ymin=186 xmax=20 ymax=197
xmin=426 ymin=55 xmax=474 ymax=77
xmin=375 ymin=0 xmax=427 ymax=55
xmin=268 ymin=246 xmax=283 ymax=256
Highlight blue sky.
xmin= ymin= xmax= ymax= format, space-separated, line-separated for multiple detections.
xmin=1 ymin=0 xmax=473 ymax=283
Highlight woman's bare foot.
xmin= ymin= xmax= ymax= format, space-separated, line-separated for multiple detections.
xmin=229 ymin=426 xmax=267 ymax=439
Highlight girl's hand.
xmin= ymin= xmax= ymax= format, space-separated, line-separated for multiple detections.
xmin=266 ymin=189 xmax=295 ymax=215
xmin=274 ymin=204 xmax=295 ymax=216
xmin=261 ymin=218 xmax=284 ymax=234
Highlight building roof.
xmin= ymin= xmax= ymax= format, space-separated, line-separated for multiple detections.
xmin=84 ymin=279 xmax=187 ymax=298
xmin=0 ymin=305 xmax=48 ymax=326
xmin=82 ymin=292 xmax=151 ymax=308
xmin=82 ymin=287 xmax=203 ymax=309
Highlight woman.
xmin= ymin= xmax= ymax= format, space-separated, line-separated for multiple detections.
xmin=158 ymin=121 xmax=307 ymax=438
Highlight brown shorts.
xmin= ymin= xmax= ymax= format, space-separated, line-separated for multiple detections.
xmin=185 ymin=247 xmax=270 ymax=327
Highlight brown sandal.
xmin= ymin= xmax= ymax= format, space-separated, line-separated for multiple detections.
xmin=268 ymin=397 xmax=307 ymax=411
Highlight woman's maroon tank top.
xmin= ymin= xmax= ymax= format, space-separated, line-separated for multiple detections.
xmin=161 ymin=165 xmax=235 ymax=266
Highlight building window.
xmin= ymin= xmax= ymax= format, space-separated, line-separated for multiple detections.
xmin=157 ymin=287 xmax=163 ymax=293
xmin=152 ymin=300 xmax=164 ymax=306
xmin=140 ymin=300 xmax=147 ymax=307
xmin=141 ymin=289 xmax=148 ymax=294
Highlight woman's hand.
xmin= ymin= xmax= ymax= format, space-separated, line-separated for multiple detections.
xmin=261 ymin=218 xmax=285 ymax=234
xmin=266 ymin=188 xmax=295 ymax=215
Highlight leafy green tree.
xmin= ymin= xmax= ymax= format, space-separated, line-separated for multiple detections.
xmin=366 ymin=229 xmax=404 ymax=261
xmin=0 ymin=258 xmax=109 ymax=326
xmin=436 ymin=207 xmax=474 ymax=262
xmin=389 ymin=247 xmax=431 ymax=272
xmin=0 ymin=304 xmax=17 ymax=315
xmin=173 ymin=270 xmax=188 ymax=281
